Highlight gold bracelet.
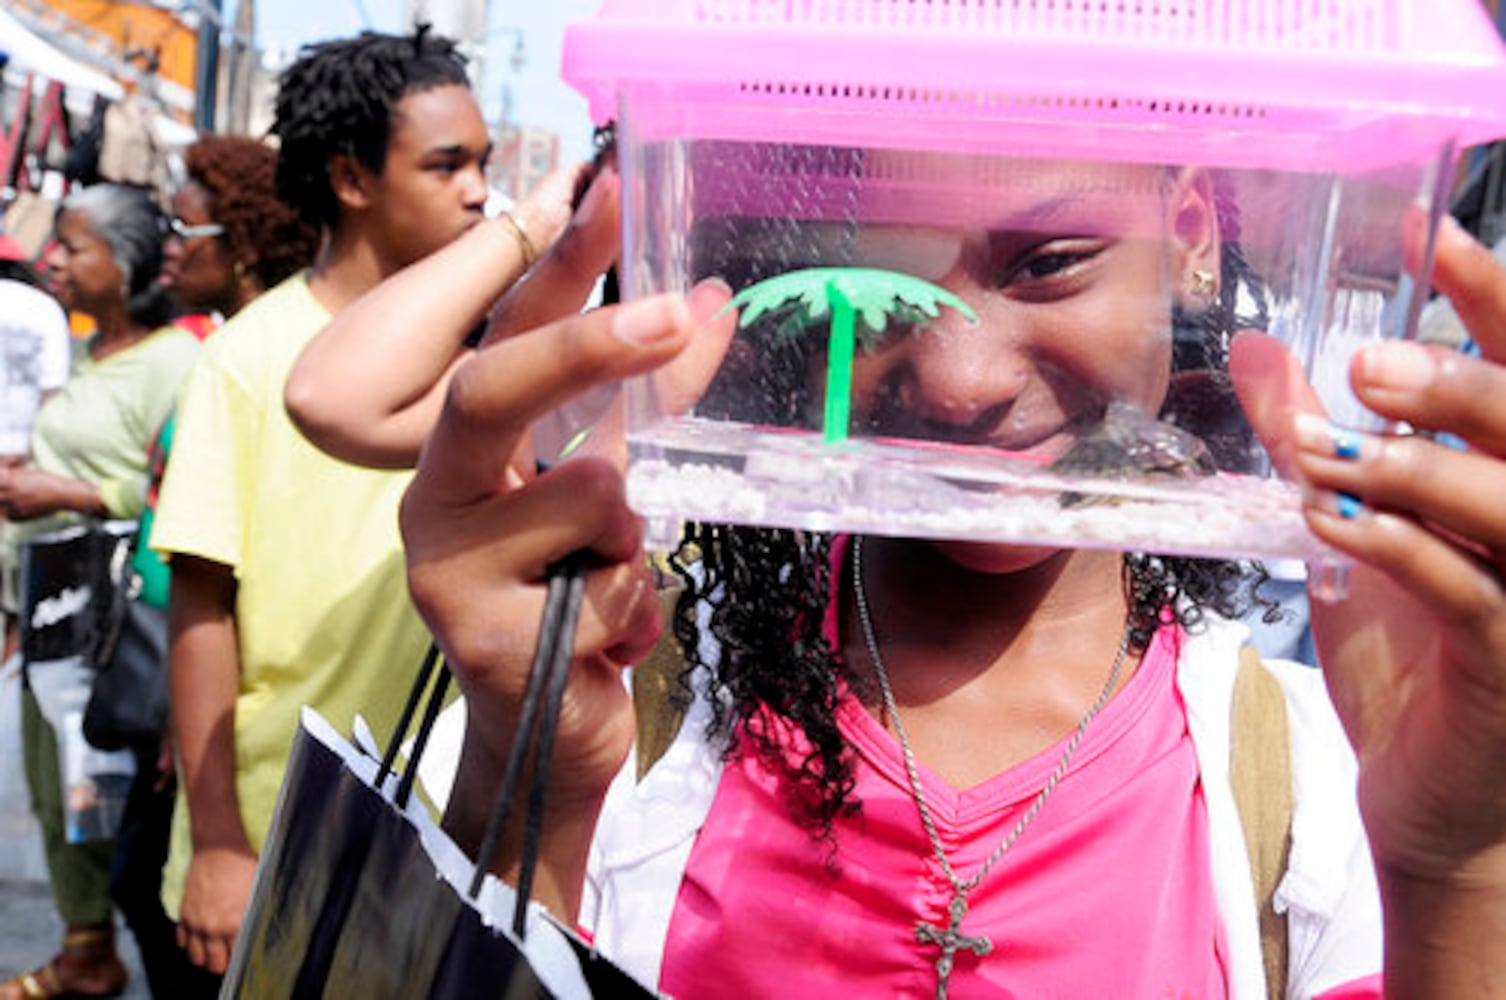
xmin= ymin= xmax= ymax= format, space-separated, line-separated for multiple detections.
xmin=499 ymin=210 xmax=537 ymax=270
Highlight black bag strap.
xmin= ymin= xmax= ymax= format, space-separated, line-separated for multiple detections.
xmin=90 ymin=522 xmax=141 ymax=668
xmin=468 ymin=552 xmax=587 ymax=937
xmin=96 ymin=416 xmax=175 ymax=666
xmin=381 ymin=552 xmax=588 ymax=942
xmin=376 ymin=642 xmax=450 ymax=809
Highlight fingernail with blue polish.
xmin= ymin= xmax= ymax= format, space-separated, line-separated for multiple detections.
xmin=1294 ymin=413 xmax=1364 ymax=460
xmin=1331 ymin=428 xmax=1362 ymax=460
xmin=1336 ymin=492 xmax=1365 ymax=519
xmin=1436 ymin=431 xmax=1469 ymax=452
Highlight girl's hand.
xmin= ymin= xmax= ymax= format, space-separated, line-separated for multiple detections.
xmin=401 ymin=189 xmax=735 ymax=915
xmin=1291 ymin=218 xmax=1506 ymax=875
xmin=1286 ymin=217 xmax=1506 ymax=994
xmin=404 ymin=295 xmax=705 ymax=803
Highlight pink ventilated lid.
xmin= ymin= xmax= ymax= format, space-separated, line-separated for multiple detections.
xmin=562 ymin=0 xmax=1506 ymax=170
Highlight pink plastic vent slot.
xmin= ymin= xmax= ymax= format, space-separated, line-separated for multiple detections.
xmin=692 ymin=0 xmax=1398 ymax=53
xmin=564 ymin=0 xmax=1506 ymax=170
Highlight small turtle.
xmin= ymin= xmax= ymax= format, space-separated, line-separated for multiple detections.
xmin=1052 ymin=400 xmax=1216 ymax=507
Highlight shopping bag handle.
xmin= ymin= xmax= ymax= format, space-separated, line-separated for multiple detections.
xmin=378 ymin=550 xmax=590 ymax=941
xmin=376 ymin=642 xmax=449 ymax=806
xmin=467 ymin=551 xmax=588 ymax=938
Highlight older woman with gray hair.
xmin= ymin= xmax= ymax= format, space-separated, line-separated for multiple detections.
xmin=0 ymin=185 xmax=196 ymax=520
xmin=0 ymin=184 xmax=199 ymax=1000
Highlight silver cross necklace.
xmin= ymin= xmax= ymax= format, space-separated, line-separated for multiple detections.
xmin=851 ymin=537 xmax=1131 ymax=1000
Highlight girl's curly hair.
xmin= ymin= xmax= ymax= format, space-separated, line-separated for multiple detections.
xmin=666 ymin=162 xmax=1276 ymax=840
xmin=184 ymin=135 xmax=317 ymax=290
xmin=668 ymin=528 xmax=1268 ymax=839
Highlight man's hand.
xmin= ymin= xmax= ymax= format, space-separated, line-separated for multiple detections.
xmin=176 ymin=844 xmax=259 ymax=974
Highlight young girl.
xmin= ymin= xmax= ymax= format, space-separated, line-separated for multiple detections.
xmin=316 ymin=156 xmax=1505 ymax=995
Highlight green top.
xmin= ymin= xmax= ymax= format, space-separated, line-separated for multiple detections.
xmin=129 ymin=414 xmax=177 ymax=608
xmin=31 ymin=326 xmax=200 ymax=518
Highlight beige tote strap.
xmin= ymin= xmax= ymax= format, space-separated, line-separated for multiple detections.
xmin=632 ymin=589 xmax=691 ymax=780
xmin=1230 ymin=645 xmax=1296 ymax=1000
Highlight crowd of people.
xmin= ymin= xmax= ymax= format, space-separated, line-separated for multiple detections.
xmin=0 ymin=27 xmax=500 ymax=998
xmin=0 ymin=19 xmax=1504 ymax=1000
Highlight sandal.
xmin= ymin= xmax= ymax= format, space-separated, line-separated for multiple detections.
xmin=0 ymin=926 xmax=128 ymax=1000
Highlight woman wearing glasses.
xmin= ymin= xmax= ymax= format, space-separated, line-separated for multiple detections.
xmin=161 ymin=135 xmax=317 ymax=322
xmin=144 ymin=136 xmax=318 ymax=597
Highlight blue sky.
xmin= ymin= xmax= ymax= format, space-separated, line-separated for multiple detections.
xmin=231 ymin=0 xmax=602 ymax=163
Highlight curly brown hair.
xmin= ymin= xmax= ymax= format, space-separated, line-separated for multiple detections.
xmin=185 ymin=135 xmax=318 ymax=289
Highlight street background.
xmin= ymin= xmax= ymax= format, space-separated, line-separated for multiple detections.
xmin=0 ymin=880 xmax=149 ymax=998
xmin=1 ymin=666 xmax=147 ymax=995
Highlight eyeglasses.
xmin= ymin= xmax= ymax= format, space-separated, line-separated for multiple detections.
xmin=168 ymin=218 xmax=225 ymax=240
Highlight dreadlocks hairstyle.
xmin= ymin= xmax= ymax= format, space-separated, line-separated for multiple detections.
xmin=184 ymin=135 xmax=318 ymax=291
xmin=271 ymin=24 xmax=469 ymax=230
xmin=670 ymin=163 xmax=1275 ymax=843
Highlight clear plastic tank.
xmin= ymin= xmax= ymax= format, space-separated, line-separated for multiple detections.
xmin=564 ymin=0 xmax=1506 ymax=560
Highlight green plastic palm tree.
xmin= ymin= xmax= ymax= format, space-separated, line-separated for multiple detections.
xmin=722 ymin=267 xmax=979 ymax=443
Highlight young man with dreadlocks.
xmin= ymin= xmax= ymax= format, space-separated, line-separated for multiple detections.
xmin=147 ymin=27 xmax=491 ymax=988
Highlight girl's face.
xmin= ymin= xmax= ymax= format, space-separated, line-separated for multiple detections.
xmin=44 ymin=209 xmax=124 ymax=316
xmin=841 ymin=162 xmax=1216 ymax=464
xmin=162 ymin=181 xmax=236 ymax=312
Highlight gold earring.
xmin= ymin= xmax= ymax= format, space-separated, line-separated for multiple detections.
xmin=233 ymin=260 xmax=248 ymax=280
xmin=1190 ymin=268 xmax=1216 ymax=299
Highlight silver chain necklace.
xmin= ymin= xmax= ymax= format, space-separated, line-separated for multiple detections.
xmin=851 ymin=537 xmax=1131 ymax=1000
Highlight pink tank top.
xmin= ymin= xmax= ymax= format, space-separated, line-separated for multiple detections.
xmin=661 ymin=612 xmax=1229 ymax=997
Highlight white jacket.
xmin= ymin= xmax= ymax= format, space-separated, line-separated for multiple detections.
xmin=583 ymin=617 xmax=1383 ymax=998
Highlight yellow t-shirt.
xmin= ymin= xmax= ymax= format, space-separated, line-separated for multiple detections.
xmin=151 ymin=273 xmax=430 ymax=918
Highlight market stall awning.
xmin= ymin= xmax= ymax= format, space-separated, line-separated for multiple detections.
xmin=0 ymin=6 xmax=123 ymax=104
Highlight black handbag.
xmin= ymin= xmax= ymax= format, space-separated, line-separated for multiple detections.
xmin=19 ymin=522 xmax=133 ymax=666
xmin=82 ymin=523 xmax=169 ymax=751
xmin=83 ymin=596 xmax=169 ymax=751
xmin=18 ymin=520 xmax=169 ymax=751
